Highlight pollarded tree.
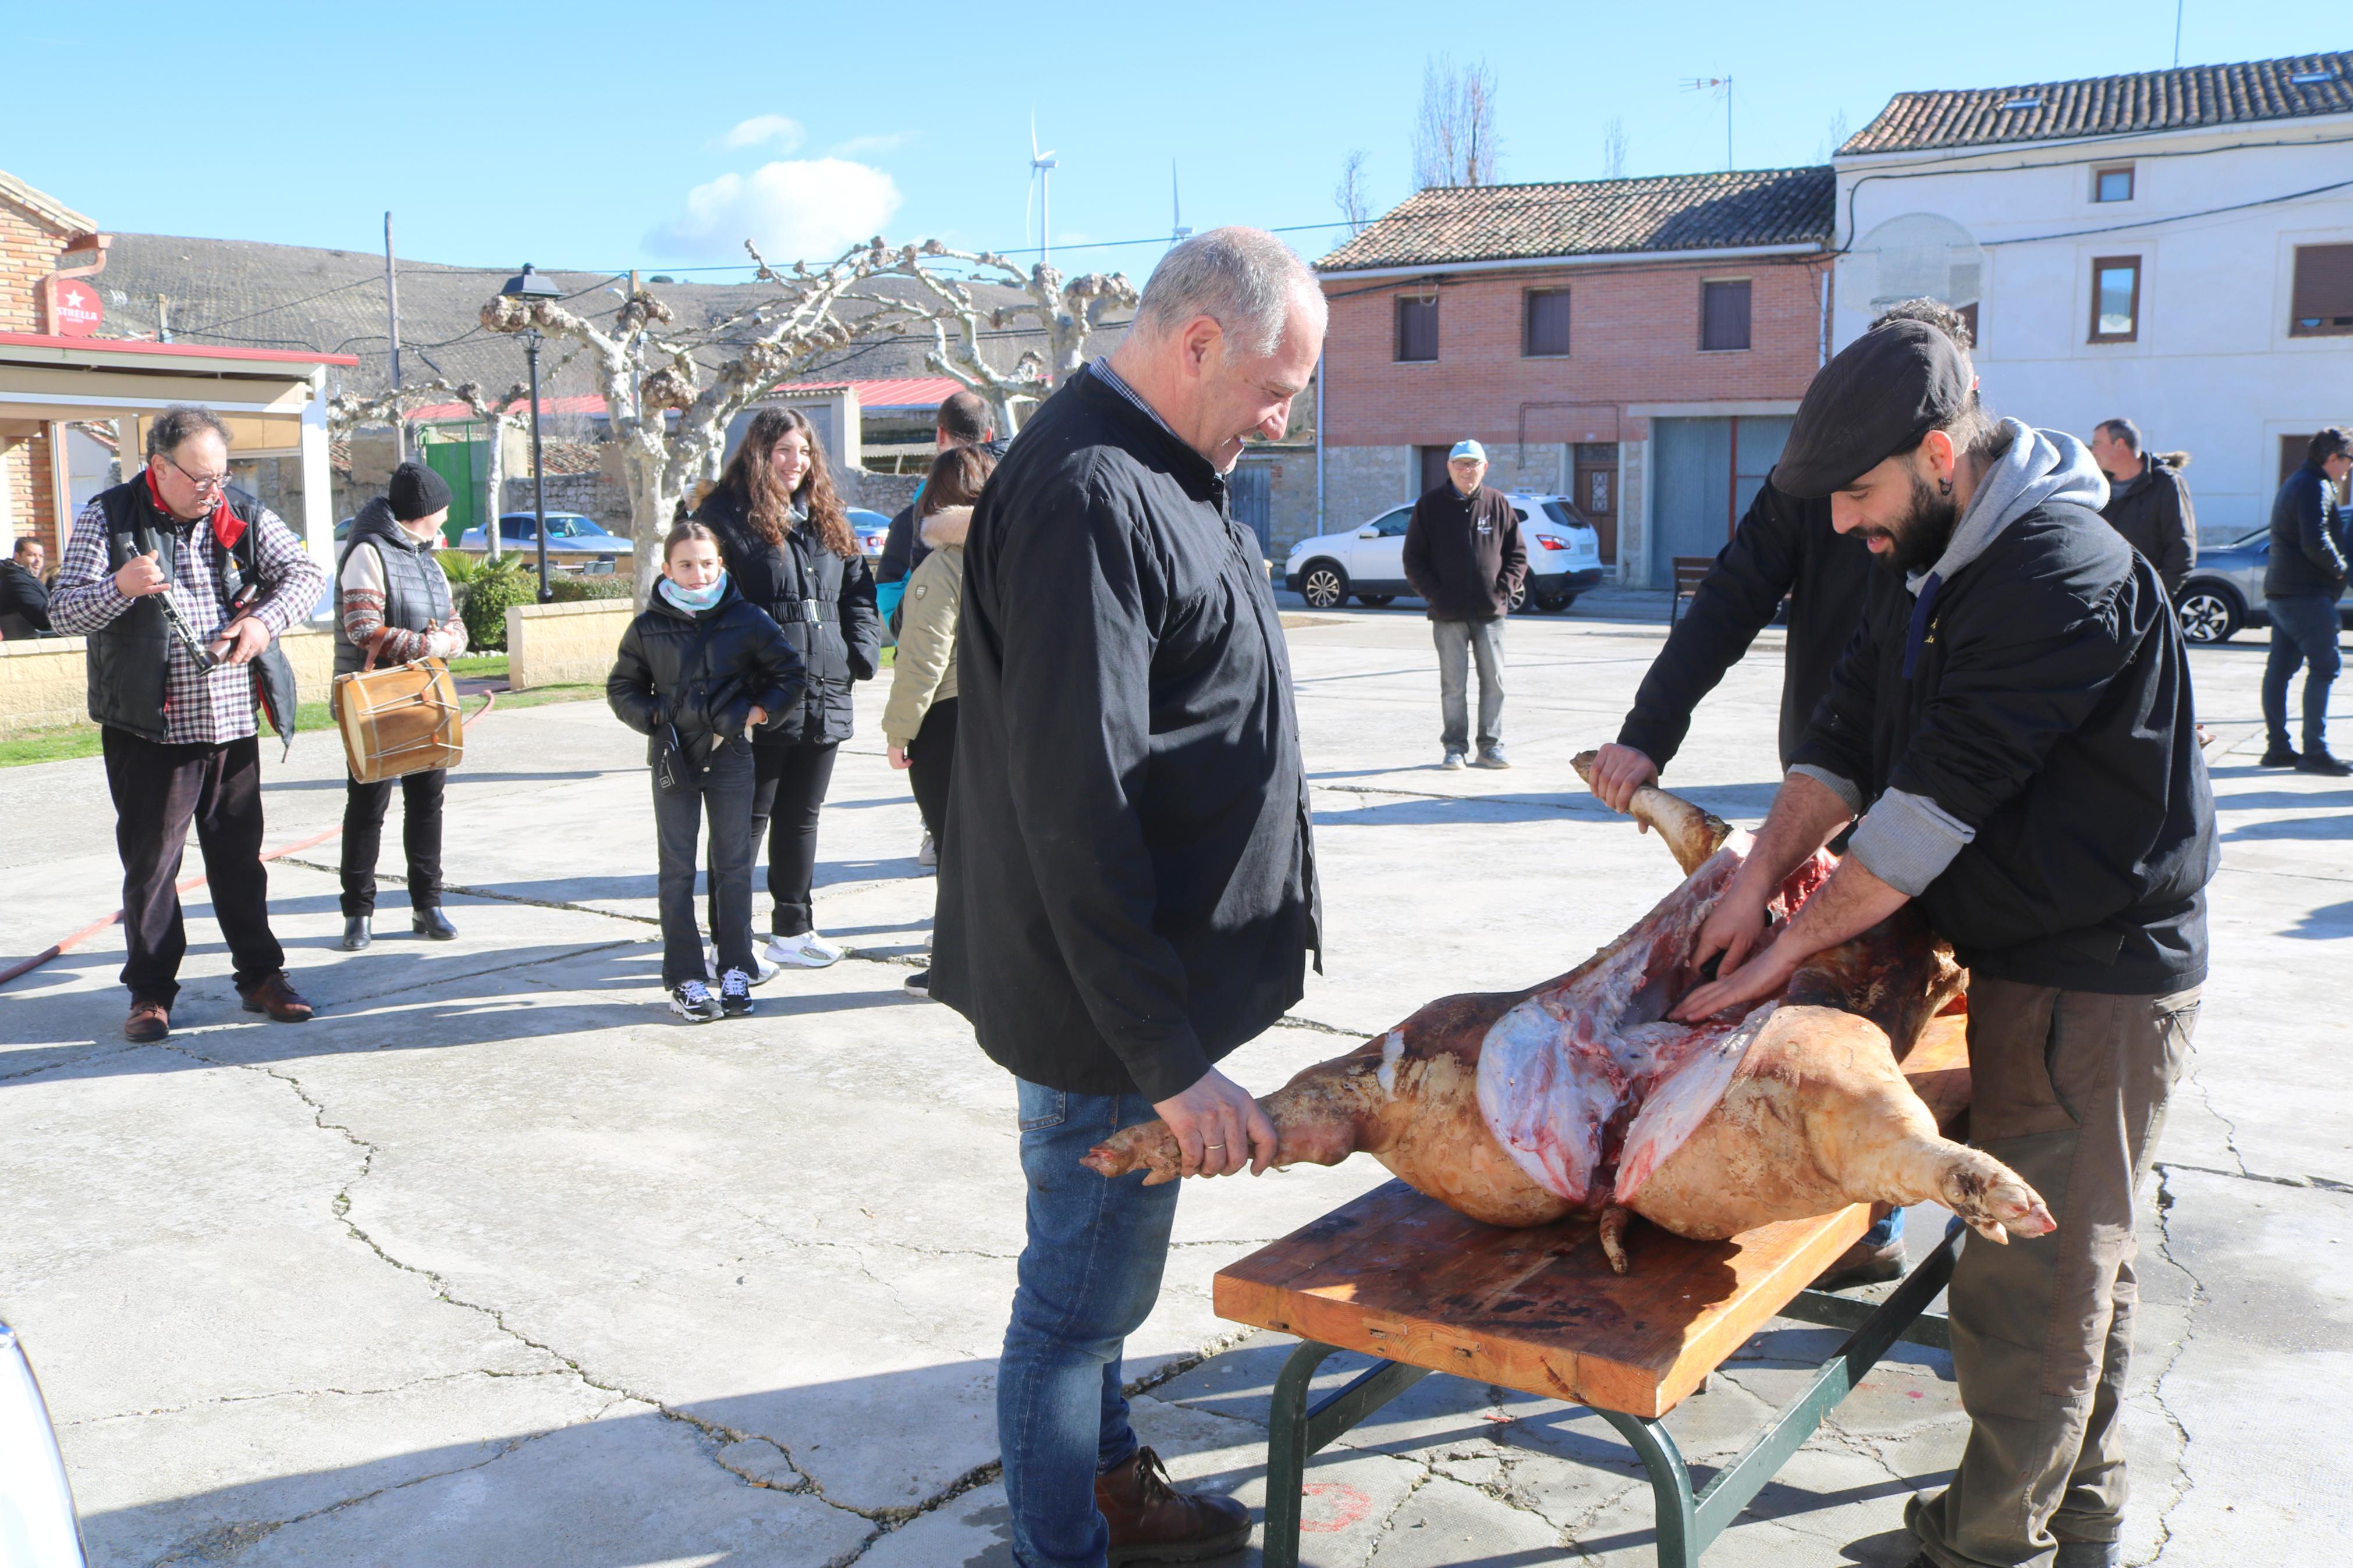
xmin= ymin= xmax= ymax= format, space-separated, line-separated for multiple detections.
xmin=326 ymin=379 xmax=530 ymax=557
xmin=478 ymin=240 xmax=934 ymax=605
xmin=883 ymin=248 xmax=1140 ymax=435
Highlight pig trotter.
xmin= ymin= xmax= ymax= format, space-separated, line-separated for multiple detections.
xmin=1937 ymin=1147 xmax=2057 ymax=1243
xmin=1082 ymin=1123 xmax=1183 ymax=1186
xmin=1599 ymin=1203 xmax=1633 ymax=1275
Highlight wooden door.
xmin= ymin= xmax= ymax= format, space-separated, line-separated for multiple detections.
xmin=1575 ymin=463 xmax=1617 ymax=564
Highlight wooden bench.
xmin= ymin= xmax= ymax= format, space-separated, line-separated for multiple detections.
xmin=1214 ymin=1014 xmax=1974 ymax=1568
xmin=1669 ymin=556 xmax=1715 ymax=623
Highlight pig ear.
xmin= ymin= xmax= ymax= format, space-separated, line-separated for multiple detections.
xmin=1573 ymin=750 xmax=1730 ymax=876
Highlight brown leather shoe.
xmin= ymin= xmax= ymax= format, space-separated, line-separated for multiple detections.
xmin=1812 ymin=1234 xmax=1907 ymax=1292
xmin=124 ymin=1000 xmax=171 ymax=1043
xmin=1094 ymin=1446 xmax=1248 ymax=1565
xmin=238 ymin=973 xmax=315 ymax=1023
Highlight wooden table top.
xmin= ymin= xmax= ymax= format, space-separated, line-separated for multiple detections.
xmin=1213 ymin=1013 xmax=1971 ymax=1420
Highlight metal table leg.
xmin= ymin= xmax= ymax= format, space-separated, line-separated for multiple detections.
xmin=1596 ymin=1409 xmax=1702 ymax=1568
xmin=1263 ymin=1340 xmax=1431 ymax=1568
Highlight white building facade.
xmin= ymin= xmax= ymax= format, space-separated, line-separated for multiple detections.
xmin=1832 ymin=52 xmax=2353 ymax=539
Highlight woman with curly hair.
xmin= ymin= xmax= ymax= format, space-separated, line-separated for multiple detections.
xmin=694 ymin=407 xmax=881 ymax=971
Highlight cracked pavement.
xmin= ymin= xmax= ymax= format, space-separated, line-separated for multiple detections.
xmin=3 ymin=606 xmax=2346 ymax=1566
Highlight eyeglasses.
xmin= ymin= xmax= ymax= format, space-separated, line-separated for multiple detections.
xmin=159 ymin=454 xmax=230 ymax=493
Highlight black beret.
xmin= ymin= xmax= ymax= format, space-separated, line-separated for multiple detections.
xmin=388 ymin=460 xmax=453 ymax=522
xmin=1774 ymin=320 xmax=1971 ymax=499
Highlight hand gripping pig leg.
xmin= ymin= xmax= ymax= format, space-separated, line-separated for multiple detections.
xmin=1081 ymin=1050 xmax=1389 ymax=1186
xmin=1571 ymin=750 xmax=1733 ymax=876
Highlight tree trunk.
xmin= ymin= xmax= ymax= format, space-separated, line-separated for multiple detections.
xmin=624 ymin=442 xmax=676 ymax=610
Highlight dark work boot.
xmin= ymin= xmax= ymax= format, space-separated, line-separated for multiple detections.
xmin=2295 ymin=748 xmax=2352 ymax=777
xmin=412 ymin=906 xmax=459 ymax=940
xmin=1094 ymin=1446 xmax=1250 ymax=1565
xmin=2258 ymin=742 xmax=2301 ymax=767
xmin=341 ymin=916 xmax=372 ymax=951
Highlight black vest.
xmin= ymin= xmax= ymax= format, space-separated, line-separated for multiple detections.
xmin=334 ymin=500 xmax=453 ymax=680
xmin=87 ymin=478 xmax=299 ymax=749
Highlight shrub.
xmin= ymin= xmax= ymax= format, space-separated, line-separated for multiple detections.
xmin=460 ymin=557 xmax=537 ymax=650
xmin=549 ymin=574 xmax=635 ymax=603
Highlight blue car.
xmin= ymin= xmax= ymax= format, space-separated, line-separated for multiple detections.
xmin=2175 ymin=528 xmax=2353 ymax=644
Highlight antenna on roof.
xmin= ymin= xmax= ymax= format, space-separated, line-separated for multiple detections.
xmin=1681 ymin=76 xmax=1734 ymax=170
xmin=1171 ymin=161 xmax=1192 ymax=246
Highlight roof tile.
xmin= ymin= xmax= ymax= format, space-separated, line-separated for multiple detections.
xmin=1318 ymin=167 xmax=1833 ymax=272
xmin=1843 ymin=49 xmax=2353 ymax=155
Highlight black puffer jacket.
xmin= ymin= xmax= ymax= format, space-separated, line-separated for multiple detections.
xmin=695 ymin=489 xmax=880 ymax=744
xmin=2265 ymin=460 xmax=2348 ymax=599
xmin=606 ymin=579 xmax=805 ymax=766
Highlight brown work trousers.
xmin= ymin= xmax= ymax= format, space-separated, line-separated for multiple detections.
xmin=1906 ymin=977 xmax=2201 ymax=1567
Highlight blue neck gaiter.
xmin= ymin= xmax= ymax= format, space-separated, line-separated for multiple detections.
xmin=659 ymin=572 xmax=727 ymax=613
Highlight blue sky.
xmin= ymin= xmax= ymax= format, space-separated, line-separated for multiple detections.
xmin=3 ymin=1 xmax=2339 ymax=282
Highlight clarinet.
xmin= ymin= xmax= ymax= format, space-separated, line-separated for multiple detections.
xmin=154 ymin=579 xmax=260 ymax=674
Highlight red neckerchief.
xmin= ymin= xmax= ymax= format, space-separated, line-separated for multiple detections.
xmin=144 ymin=464 xmax=245 ymax=550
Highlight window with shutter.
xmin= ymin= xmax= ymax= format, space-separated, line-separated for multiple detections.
xmin=2290 ymin=244 xmax=2353 ymax=337
xmin=1699 ymin=280 xmax=1751 ymax=351
xmin=1523 ymin=289 xmax=1571 ymax=356
xmin=1396 ymin=296 xmax=1439 ymax=361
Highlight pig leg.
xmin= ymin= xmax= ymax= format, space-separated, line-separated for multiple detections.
xmin=1571 ymin=750 xmax=1734 ymax=875
xmin=1081 ymin=1053 xmax=1388 ymax=1185
xmin=1598 ymin=1203 xmax=1634 ymax=1275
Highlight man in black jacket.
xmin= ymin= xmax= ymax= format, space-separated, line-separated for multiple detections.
xmin=2088 ymin=418 xmax=2195 ymax=597
xmin=875 ymin=390 xmax=1002 ymax=605
xmin=1403 ymin=439 xmax=1525 ymax=769
xmin=0 ymin=536 xmax=51 ymax=638
xmin=2258 ymin=427 xmax=2352 ymax=774
xmin=1674 ymin=323 xmax=2214 ymax=1568
xmin=935 ymin=227 xmax=1323 ymax=1568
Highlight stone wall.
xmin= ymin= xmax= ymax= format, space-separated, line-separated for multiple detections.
xmin=506 ymin=600 xmax=632 ymax=690
xmin=1319 ymin=445 xmax=1414 ymax=535
xmin=0 ymin=625 xmax=337 ymax=738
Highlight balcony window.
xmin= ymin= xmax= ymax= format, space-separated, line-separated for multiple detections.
xmin=1395 ymin=296 xmax=1439 ymax=362
xmin=2089 ymin=257 xmax=2140 ymax=343
xmin=1699 ymin=279 xmax=1751 ymax=351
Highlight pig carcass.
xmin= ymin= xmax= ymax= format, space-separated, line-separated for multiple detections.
xmin=1081 ymin=755 xmax=2054 ymax=1271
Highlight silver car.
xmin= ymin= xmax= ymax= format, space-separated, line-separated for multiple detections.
xmin=454 ymin=512 xmax=634 ymax=574
xmin=2175 ymin=528 xmax=2353 ymax=643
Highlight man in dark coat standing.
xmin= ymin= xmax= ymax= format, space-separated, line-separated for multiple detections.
xmin=1674 ymin=322 xmax=2213 ymax=1568
xmin=2258 ymin=426 xmax=2352 ymax=774
xmin=935 ymin=227 xmax=1325 ymax=1568
xmin=0 ymin=536 xmax=51 ymax=638
xmin=1403 ymin=438 xmax=1525 ymax=769
xmin=2088 ymin=417 xmax=2196 ymax=596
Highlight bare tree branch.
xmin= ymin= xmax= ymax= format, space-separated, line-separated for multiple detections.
xmin=1413 ymin=56 xmax=1503 ymax=189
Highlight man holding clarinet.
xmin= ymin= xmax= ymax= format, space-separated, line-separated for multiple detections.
xmin=50 ymin=404 xmax=328 ymax=1043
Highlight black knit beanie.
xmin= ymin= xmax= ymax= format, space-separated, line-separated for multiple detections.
xmin=388 ymin=461 xmax=454 ymax=522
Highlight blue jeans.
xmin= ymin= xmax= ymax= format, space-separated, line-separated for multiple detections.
xmin=2262 ymin=592 xmax=2343 ymax=753
xmin=1001 ymin=1080 xmax=1181 ymax=1568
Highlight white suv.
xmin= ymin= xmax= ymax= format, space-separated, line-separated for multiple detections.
xmin=1283 ymin=493 xmax=1605 ymax=613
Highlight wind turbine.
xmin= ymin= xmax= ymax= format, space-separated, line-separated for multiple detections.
xmin=1025 ymin=112 xmax=1059 ymax=265
xmin=1171 ymin=161 xmax=1192 ymax=246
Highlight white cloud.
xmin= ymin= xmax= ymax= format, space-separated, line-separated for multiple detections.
xmin=716 ymin=115 xmax=804 ymax=153
xmin=647 ymin=159 xmax=903 ymax=264
xmin=827 ymin=131 xmax=912 ymax=158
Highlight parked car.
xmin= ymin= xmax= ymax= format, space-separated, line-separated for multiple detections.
xmin=1283 ymin=493 xmax=1606 ymax=613
xmin=2175 ymin=528 xmax=2353 ymax=643
xmin=455 ymin=512 xmax=633 ymax=574
xmin=1 ymin=1318 xmax=84 ymax=1566
xmin=849 ymin=507 xmax=894 ymax=559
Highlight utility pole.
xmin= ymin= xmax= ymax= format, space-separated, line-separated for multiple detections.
xmin=384 ymin=212 xmax=404 ymax=461
xmin=2172 ymin=0 xmax=2184 ymax=66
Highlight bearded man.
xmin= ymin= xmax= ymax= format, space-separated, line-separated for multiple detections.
xmin=1672 ymin=320 xmax=2216 ymax=1568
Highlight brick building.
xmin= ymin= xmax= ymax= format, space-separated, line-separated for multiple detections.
xmin=1314 ymin=168 xmax=1834 ymax=586
xmin=0 ymin=169 xmax=96 ymax=556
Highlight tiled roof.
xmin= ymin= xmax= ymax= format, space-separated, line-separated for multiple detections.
xmin=1843 ymin=51 xmax=2353 ymax=155
xmin=0 ymin=168 xmax=94 ymax=236
xmin=1316 ymin=167 xmax=1834 ymax=272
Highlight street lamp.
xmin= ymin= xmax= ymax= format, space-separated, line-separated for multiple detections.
xmin=499 ymin=264 xmax=562 ymax=603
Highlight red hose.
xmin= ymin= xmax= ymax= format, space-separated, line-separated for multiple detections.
xmin=0 ymin=689 xmax=498 ymax=990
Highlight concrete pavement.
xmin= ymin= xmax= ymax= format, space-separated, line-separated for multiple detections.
xmin=1 ymin=602 xmax=2346 ymax=1566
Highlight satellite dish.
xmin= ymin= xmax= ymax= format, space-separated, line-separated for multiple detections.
xmin=1850 ymin=213 xmax=1983 ymax=312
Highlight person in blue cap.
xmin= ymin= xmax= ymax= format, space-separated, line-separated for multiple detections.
xmin=1402 ymin=438 xmax=1525 ymax=769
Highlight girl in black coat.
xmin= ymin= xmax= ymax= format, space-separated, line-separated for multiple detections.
xmin=608 ymin=522 xmax=804 ymax=1021
xmin=693 ymin=407 xmax=880 ymax=968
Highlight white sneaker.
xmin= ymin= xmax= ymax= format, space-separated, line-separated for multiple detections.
xmin=765 ymin=930 xmax=844 ymax=968
xmin=1440 ymin=749 xmax=1467 ymax=770
xmin=917 ymin=831 xmax=938 ymax=868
